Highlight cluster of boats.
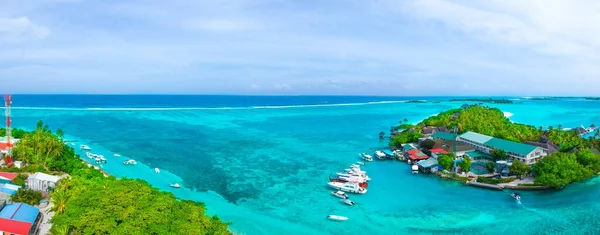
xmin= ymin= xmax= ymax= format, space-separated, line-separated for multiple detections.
xmin=325 ymin=156 xmax=374 ymax=222
xmin=85 ymin=152 xmax=107 ymax=164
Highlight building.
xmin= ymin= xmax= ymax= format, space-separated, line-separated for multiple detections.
xmin=0 ymin=201 xmax=42 ymax=235
xmin=27 ymin=172 xmax=61 ymax=192
xmin=417 ymin=158 xmax=439 ymax=173
xmin=457 ymin=131 xmax=547 ymax=164
xmin=429 ymin=148 xmax=448 ymax=159
xmin=0 ymin=172 xmax=18 ymax=184
xmin=0 ymin=137 xmax=19 ymax=156
xmin=407 ymin=149 xmax=429 ymax=162
xmin=524 ymin=135 xmax=559 ymax=155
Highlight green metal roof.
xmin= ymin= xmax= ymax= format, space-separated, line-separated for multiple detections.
xmin=464 ymin=150 xmax=491 ymax=159
xmin=484 ymin=138 xmax=537 ymax=156
xmin=402 ymin=144 xmax=416 ymax=151
xmin=432 ymin=132 xmax=456 ymax=141
xmin=458 ymin=131 xmax=494 ymax=144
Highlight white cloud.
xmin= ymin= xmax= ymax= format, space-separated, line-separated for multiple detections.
xmin=0 ymin=17 xmax=50 ymax=42
xmin=273 ymin=84 xmax=292 ymax=90
xmin=185 ymin=19 xmax=261 ymax=31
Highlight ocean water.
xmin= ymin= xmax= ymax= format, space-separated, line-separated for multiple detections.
xmin=7 ymin=95 xmax=600 ymax=235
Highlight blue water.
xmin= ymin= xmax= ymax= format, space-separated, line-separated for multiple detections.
xmin=7 ymin=96 xmax=600 ymax=234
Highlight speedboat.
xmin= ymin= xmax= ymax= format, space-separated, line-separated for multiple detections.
xmin=155 ymin=168 xmax=160 ymax=173
xmin=170 ymin=183 xmax=181 ymax=188
xmin=123 ymin=159 xmax=137 ymax=165
xmin=360 ymin=153 xmax=373 ymax=162
xmin=327 ymin=182 xmax=367 ymax=194
xmin=511 ymin=192 xmax=521 ymax=202
xmin=342 ymin=199 xmax=355 ymax=206
xmin=356 ymin=161 xmax=365 ymax=166
xmin=350 ymin=164 xmax=360 ymax=168
xmin=113 ymin=154 xmax=121 ymax=157
xmin=86 ymin=152 xmax=93 ymax=159
xmin=412 ymin=165 xmax=419 ymax=174
xmin=80 ymin=145 xmax=91 ymax=150
xmin=375 ymin=151 xmax=386 ymax=160
xmin=327 ymin=215 xmax=348 ymax=221
xmin=332 ymin=190 xmax=349 ymax=199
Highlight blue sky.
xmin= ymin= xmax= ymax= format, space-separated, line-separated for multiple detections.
xmin=1 ymin=0 xmax=599 ymax=95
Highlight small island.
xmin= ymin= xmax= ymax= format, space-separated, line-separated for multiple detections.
xmin=448 ymin=98 xmax=515 ymax=104
xmin=0 ymin=121 xmax=231 ymax=234
xmin=388 ymin=105 xmax=600 ymax=189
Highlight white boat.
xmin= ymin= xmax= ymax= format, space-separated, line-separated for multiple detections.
xmin=80 ymin=145 xmax=91 ymax=150
xmin=356 ymin=161 xmax=365 ymax=165
xmin=350 ymin=164 xmax=360 ymax=168
xmin=327 ymin=182 xmax=367 ymax=194
xmin=86 ymin=152 xmax=93 ymax=159
xmin=71 ymin=143 xmax=75 ymax=146
xmin=335 ymin=173 xmax=369 ymax=183
xmin=123 ymin=159 xmax=137 ymax=165
xmin=359 ymin=153 xmax=373 ymax=162
xmin=327 ymin=215 xmax=348 ymax=221
xmin=511 ymin=193 xmax=521 ymax=202
xmin=170 ymin=183 xmax=181 ymax=188
xmin=375 ymin=151 xmax=386 ymax=160
xmin=412 ymin=165 xmax=419 ymax=174
xmin=155 ymin=168 xmax=160 ymax=173
xmin=332 ymin=190 xmax=349 ymax=199
xmin=342 ymin=199 xmax=355 ymax=206
xmin=113 ymin=154 xmax=121 ymax=157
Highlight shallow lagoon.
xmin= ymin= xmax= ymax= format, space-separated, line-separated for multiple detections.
xmin=10 ymin=98 xmax=600 ymax=234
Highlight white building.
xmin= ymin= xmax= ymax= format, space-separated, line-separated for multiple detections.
xmin=457 ymin=131 xmax=547 ymax=165
xmin=27 ymin=172 xmax=62 ymax=192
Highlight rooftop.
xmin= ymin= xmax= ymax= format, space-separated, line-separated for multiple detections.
xmin=28 ymin=172 xmax=61 ymax=183
xmin=0 ymin=202 xmax=39 ymax=235
xmin=459 ymin=131 xmax=494 ymax=144
xmin=418 ymin=158 xmax=439 ymax=168
xmin=0 ymin=172 xmax=18 ymax=182
xmin=484 ymin=138 xmax=538 ymax=156
xmin=432 ymin=132 xmax=456 ymax=141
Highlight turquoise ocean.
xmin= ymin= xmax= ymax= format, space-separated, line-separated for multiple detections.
xmin=8 ymin=95 xmax=600 ymax=235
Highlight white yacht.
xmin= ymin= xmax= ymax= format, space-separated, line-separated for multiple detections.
xmin=170 ymin=183 xmax=181 ymax=188
xmin=335 ymin=173 xmax=369 ymax=183
xmin=327 ymin=182 xmax=367 ymax=194
xmin=123 ymin=159 xmax=137 ymax=165
xmin=375 ymin=151 xmax=386 ymax=160
xmin=331 ymin=191 xmax=349 ymax=199
xmin=359 ymin=153 xmax=373 ymax=162
xmin=412 ymin=165 xmax=419 ymax=174
xmin=356 ymin=161 xmax=365 ymax=166
xmin=155 ymin=168 xmax=160 ymax=173
xmin=113 ymin=154 xmax=121 ymax=157
xmin=80 ymin=145 xmax=91 ymax=150
xmin=327 ymin=215 xmax=348 ymax=221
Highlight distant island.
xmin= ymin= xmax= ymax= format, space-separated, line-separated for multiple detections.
xmin=389 ymin=105 xmax=600 ymax=189
xmin=448 ymin=98 xmax=515 ymax=104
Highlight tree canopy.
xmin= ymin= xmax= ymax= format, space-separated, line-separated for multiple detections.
xmin=533 ymin=150 xmax=599 ymax=187
xmin=438 ymin=154 xmax=454 ymax=170
xmin=458 ymin=157 xmax=472 ymax=172
xmin=5 ymin=120 xmax=231 ymax=235
xmin=509 ymin=160 xmax=530 ymax=178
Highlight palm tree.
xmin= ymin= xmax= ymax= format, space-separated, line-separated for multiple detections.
xmin=50 ymin=189 xmax=69 ymax=215
xmin=56 ymin=129 xmax=64 ymax=142
xmin=49 ymin=225 xmax=70 ymax=235
xmin=403 ymin=118 xmax=408 ymax=123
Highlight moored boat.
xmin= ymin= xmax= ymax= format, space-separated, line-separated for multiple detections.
xmin=113 ymin=153 xmax=121 ymax=157
xmin=327 ymin=215 xmax=348 ymax=221
xmin=327 ymin=182 xmax=367 ymax=194
xmin=155 ymin=168 xmax=160 ymax=173
xmin=342 ymin=199 xmax=355 ymax=206
xmin=170 ymin=183 xmax=181 ymax=188
xmin=80 ymin=145 xmax=91 ymax=150
xmin=123 ymin=159 xmax=137 ymax=165
xmin=356 ymin=161 xmax=365 ymax=165
xmin=359 ymin=153 xmax=373 ymax=162
xmin=412 ymin=165 xmax=419 ymax=174
xmin=331 ymin=190 xmax=349 ymax=199
xmin=511 ymin=192 xmax=521 ymax=202
xmin=375 ymin=151 xmax=386 ymax=160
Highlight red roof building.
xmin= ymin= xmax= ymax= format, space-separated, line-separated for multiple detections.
xmin=0 ymin=202 xmax=42 ymax=235
xmin=407 ymin=149 xmax=429 ymax=161
xmin=0 ymin=172 xmax=18 ymax=181
xmin=430 ymin=148 xmax=448 ymax=155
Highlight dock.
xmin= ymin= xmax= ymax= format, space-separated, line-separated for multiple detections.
xmin=466 ymin=181 xmax=503 ymax=190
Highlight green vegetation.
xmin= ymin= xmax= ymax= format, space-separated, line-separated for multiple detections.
xmin=584 ymin=97 xmax=600 ymax=100
xmin=491 ymin=149 xmax=508 ymax=161
xmin=476 ymin=177 xmax=515 ymax=184
xmin=485 ymin=162 xmax=495 ymax=173
xmin=533 ymin=150 xmax=600 ymax=188
xmin=11 ymin=173 xmax=28 ymax=186
xmin=438 ymin=154 xmax=454 ymax=170
xmin=10 ymin=188 xmax=43 ymax=205
xmin=3 ymin=120 xmax=231 ymax=234
xmin=0 ymin=127 xmax=28 ymax=139
xmin=509 ymin=160 xmax=530 ymax=178
xmin=390 ymin=132 xmax=423 ymax=148
xmin=406 ymin=100 xmax=426 ymax=103
xmin=458 ymin=157 xmax=472 ymax=172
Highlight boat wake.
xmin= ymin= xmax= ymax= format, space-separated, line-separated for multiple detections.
xmin=4 ymin=101 xmax=407 ymax=111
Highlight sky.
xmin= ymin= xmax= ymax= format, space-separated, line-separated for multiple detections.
xmin=1 ymin=0 xmax=599 ymax=96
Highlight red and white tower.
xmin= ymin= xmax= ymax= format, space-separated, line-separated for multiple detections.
xmin=4 ymin=95 xmax=12 ymax=165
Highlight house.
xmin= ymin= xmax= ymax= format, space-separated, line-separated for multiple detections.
xmin=407 ymin=149 xmax=429 ymax=162
xmin=27 ymin=172 xmax=61 ymax=192
xmin=524 ymin=135 xmax=559 ymax=155
xmin=429 ymin=148 xmax=448 ymax=159
xmin=417 ymin=158 xmax=439 ymax=173
xmin=0 ymin=172 xmax=18 ymax=184
xmin=0 ymin=137 xmax=19 ymax=155
xmin=437 ymin=126 xmax=450 ymax=133
xmin=422 ymin=127 xmax=437 ymax=136
xmin=431 ymin=132 xmax=456 ymax=142
xmin=451 ymin=112 xmax=460 ymax=119
xmin=457 ymin=131 xmax=547 ymax=165
xmin=0 ymin=201 xmax=42 ymax=235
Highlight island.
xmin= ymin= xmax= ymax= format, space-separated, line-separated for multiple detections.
xmin=0 ymin=121 xmax=231 ymax=234
xmin=389 ymin=105 xmax=600 ymax=189
xmin=447 ymin=98 xmax=515 ymax=104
